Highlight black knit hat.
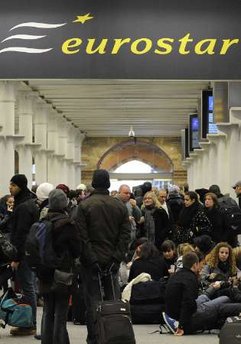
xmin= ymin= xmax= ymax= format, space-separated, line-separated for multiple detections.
xmin=91 ymin=169 xmax=110 ymax=189
xmin=10 ymin=174 xmax=28 ymax=190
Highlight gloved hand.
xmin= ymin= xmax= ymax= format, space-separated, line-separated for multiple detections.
xmin=91 ymin=262 xmax=102 ymax=274
xmin=106 ymin=259 xmax=120 ymax=273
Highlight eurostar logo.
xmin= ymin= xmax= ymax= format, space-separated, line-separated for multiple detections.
xmin=0 ymin=12 xmax=239 ymax=57
xmin=0 ymin=14 xmax=94 ymax=54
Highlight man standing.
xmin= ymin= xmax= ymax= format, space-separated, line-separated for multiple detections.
xmin=117 ymin=184 xmax=141 ymax=241
xmin=76 ymin=169 xmax=131 ymax=344
xmin=232 ymin=180 xmax=241 ymax=208
xmin=9 ymin=174 xmax=39 ymax=336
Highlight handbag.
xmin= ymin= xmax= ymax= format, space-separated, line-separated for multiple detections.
xmin=51 ymin=269 xmax=73 ymax=292
xmin=0 ymin=288 xmax=33 ymax=328
xmin=0 ymin=231 xmax=17 ymax=263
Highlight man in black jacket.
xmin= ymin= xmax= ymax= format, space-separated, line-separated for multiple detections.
xmin=76 ymin=169 xmax=131 ymax=344
xmin=9 ymin=174 xmax=39 ymax=336
xmin=163 ymin=252 xmax=241 ymax=335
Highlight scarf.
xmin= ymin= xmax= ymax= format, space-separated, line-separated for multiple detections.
xmin=144 ymin=206 xmax=156 ymax=243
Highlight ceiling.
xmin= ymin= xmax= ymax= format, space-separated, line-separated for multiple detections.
xmin=26 ymin=79 xmax=211 ymax=138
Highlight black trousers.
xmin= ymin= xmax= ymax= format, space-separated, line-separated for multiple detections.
xmin=41 ymin=291 xmax=70 ymax=344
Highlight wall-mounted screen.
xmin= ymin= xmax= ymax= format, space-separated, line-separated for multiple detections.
xmin=201 ymin=90 xmax=218 ymax=138
xmin=189 ymin=113 xmax=200 ymax=152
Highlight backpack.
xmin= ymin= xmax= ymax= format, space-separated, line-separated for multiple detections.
xmin=0 ymin=288 xmax=33 ymax=328
xmin=219 ymin=202 xmax=241 ymax=234
xmin=25 ymin=214 xmax=67 ymax=274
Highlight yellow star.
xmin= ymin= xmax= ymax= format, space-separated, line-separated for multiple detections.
xmin=73 ymin=13 xmax=94 ymax=24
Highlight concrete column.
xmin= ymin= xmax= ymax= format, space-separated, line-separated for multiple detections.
xmin=65 ymin=123 xmax=75 ymax=189
xmin=194 ymin=149 xmax=205 ymax=188
xmin=16 ymin=92 xmax=37 ymax=185
xmin=218 ymin=122 xmax=240 ymax=197
xmin=0 ymin=81 xmax=22 ymax=195
xmin=207 ymin=133 xmax=227 ymax=191
xmin=185 ymin=156 xmax=194 ymax=189
xmin=47 ymin=110 xmax=59 ymax=186
xmin=56 ymin=116 xmax=68 ymax=185
xmin=34 ymin=102 xmax=49 ymax=185
xmin=74 ymin=132 xmax=85 ymax=188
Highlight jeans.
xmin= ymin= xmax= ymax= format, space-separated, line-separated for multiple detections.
xmin=80 ymin=265 xmax=120 ymax=344
xmin=190 ymin=294 xmax=240 ymax=333
xmin=41 ymin=291 xmax=70 ymax=344
xmin=16 ymin=258 xmax=37 ymax=326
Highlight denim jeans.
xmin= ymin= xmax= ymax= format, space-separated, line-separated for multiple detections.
xmin=80 ymin=265 xmax=120 ymax=344
xmin=190 ymin=295 xmax=234 ymax=333
xmin=41 ymin=291 xmax=70 ymax=344
xmin=16 ymin=258 xmax=37 ymax=326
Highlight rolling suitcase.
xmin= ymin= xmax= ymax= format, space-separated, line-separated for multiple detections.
xmin=96 ymin=272 xmax=136 ymax=344
xmin=219 ymin=316 xmax=241 ymax=344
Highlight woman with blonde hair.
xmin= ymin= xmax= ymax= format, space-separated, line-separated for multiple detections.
xmin=141 ymin=191 xmax=169 ymax=250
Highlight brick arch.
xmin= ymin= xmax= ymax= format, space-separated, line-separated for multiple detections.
xmin=97 ymin=139 xmax=173 ymax=173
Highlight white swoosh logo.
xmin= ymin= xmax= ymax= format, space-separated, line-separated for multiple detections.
xmin=0 ymin=47 xmax=52 ymax=54
xmin=10 ymin=22 xmax=66 ymax=30
xmin=1 ymin=34 xmax=46 ymax=43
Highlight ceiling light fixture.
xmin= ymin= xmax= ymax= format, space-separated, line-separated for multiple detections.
xmin=128 ymin=125 xmax=135 ymax=137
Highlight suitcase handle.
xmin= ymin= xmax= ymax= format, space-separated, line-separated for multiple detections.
xmin=97 ymin=271 xmax=116 ymax=302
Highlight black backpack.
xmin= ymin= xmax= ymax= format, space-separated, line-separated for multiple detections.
xmin=219 ymin=202 xmax=241 ymax=234
xmin=25 ymin=214 xmax=67 ymax=274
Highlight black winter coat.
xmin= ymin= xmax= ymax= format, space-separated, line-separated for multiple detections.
xmin=165 ymin=268 xmax=199 ymax=332
xmin=38 ymin=211 xmax=81 ymax=293
xmin=76 ymin=189 xmax=131 ymax=267
xmin=10 ymin=189 xmax=39 ymax=261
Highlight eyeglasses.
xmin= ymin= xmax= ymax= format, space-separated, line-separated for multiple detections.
xmin=144 ymin=197 xmax=153 ymax=200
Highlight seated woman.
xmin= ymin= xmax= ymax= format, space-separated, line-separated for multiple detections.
xmin=175 ymin=242 xmax=195 ymax=271
xmin=200 ymin=242 xmax=237 ymax=292
xmin=128 ymin=241 xmax=166 ymax=282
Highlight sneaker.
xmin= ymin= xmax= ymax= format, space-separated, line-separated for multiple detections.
xmin=162 ymin=312 xmax=179 ymax=334
xmin=10 ymin=327 xmax=36 ymax=336
xmin=34 ymin=334 xmax=42 ymax=340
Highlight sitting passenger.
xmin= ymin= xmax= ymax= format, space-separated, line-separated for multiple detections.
xmin=200 ymin=242 xmax=237 ymax=287
xmin=128 ymin=241 xmax=166 ymax=282
xmin=163 ymin=252 xmax=241 ymax=335
xmin=160 ymin=240 xmax=177 ymax=276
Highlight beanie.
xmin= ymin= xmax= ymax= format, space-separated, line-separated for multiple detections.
xmin=209 ymin=184 xmax=221 ymax=196
xmin=91 ymin=169 xmax=110 ymax=189
xmin=36 ymin=182 xmax=55 ymax=202
xmin=10 ymin=174 xmax=28 ymax=190
xmin=76 ymin=183 xmax=86 ymax=191
xmin=48 ymin=189 xmax=68 ymax=211
xmin=56 ymin=184 xmax=70 ymax=195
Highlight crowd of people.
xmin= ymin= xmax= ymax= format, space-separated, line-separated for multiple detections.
xmin=0 ymin=172 xmax=241 ymax=342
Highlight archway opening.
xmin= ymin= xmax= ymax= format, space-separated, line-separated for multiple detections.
xmin=110 ymin=159 xmax=171 ymax=191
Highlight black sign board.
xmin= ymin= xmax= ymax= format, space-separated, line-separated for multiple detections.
xmin=0 ymin=0 xmax=240 ymax=79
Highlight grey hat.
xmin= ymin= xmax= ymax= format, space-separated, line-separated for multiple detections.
xmin=232 ymin=181 xmax=241 ymax=189
xmin=48 ymin=189 xmax=68 ymax=211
